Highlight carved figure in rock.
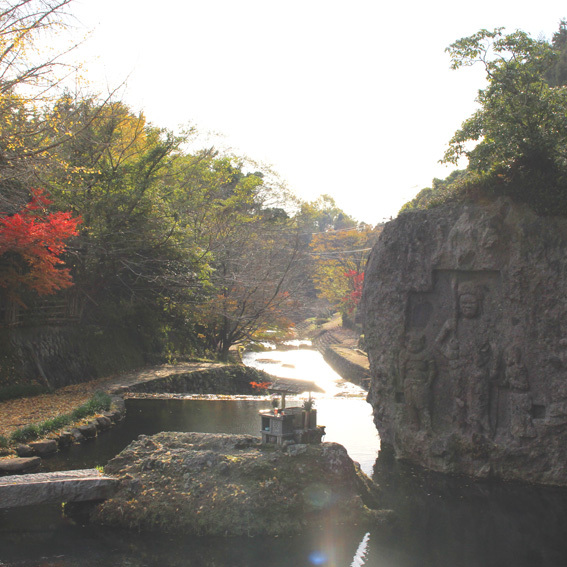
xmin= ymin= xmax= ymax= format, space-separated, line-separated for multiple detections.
xmin=503 ymin=345 xmax=536 ymax=439
xmin=467 ymin=340 xmax=495 ymax=436
xmin=399 ymin=333 xmax=436 ymax=431
xmin=436 ymin=280 xmax=496 ymax=436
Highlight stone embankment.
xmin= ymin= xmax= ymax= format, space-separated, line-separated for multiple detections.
xmin=312 ymin=326 xmax=371 ymax=390
xmin=0 ymin=404 xmax=125 ymax=475
xmin=0 ymin=469 xmax=118 ymax=509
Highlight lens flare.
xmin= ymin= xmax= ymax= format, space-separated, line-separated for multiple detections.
xmin=308 ymin=550 xmax=329 ymax=565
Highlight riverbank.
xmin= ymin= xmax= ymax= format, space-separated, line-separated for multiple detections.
xmin=0 ymin=362 xmax=225 ymax=443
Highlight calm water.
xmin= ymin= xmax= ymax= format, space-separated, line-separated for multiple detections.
xmin=2 ymin=347 xmax=567 ymax=566
xmin=38 ymin=397 xmax=378 ymax=475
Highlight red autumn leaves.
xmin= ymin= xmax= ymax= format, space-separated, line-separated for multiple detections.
xmin=249 ymin=381 xmax=271 ymax=392
xmin=0 ymin=190 xmax=80 ymax=300
xmin=342 ymin=270 xmax=364 ymax=314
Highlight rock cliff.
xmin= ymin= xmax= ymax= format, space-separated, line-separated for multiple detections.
xmin=361 ymin=198 xmax=567 ymax=485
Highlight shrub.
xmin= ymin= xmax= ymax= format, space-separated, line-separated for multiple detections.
xmin=71 ymin=391 xmax=111 ymax=420
xmin=11 ymin=424 xmax=40 ymax=444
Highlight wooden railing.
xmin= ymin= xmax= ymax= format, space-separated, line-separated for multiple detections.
xmin=0 ymin=291 xmax=83 ymax=327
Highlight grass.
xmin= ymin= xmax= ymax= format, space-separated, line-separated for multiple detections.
xmin=70 ymin=390 xmax=111 ymax=420
xmin=9 ymin=391 xmax=112 ymax=445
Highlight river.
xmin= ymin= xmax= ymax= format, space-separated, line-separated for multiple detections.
xmin=2 ymin=345 xmax=567 ymax=566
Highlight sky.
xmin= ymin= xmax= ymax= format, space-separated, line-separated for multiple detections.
xmin=65 ymin=0 xmax=567 ymax=224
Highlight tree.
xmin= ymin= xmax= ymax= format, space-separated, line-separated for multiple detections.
xmin=297 ymin=194 xmax=357 ymax=234
xmin=172 ymin=154 xmax=308 ymax=359
xmin=547 ymin=19 xmax=567 ymax=87
xmin=443 ymin=27 xmax=567 ymax=209
xmin=399 ymin=170 xmax=466 ymax=213
xmin=0 ymin=0 xmax=83 ymax=213
xmin=342 ymin=269 xmax=364 ymax=314
xmin=309 ymin=223 xmax=379 ymax=317
xmin=0 ymin=189 xmax=80 ymax=303
xmin=16 ymin=97 xmax=204 ymax=356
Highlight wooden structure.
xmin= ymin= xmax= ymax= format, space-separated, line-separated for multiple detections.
xmin=260 ymin=407 xmax=324 ymax=445
xmin=0 ymin=289 xmax=83 ymax=328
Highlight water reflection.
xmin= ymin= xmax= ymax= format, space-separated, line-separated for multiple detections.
xmin=371 ymin=449 xmax=567 ymax=567
xmin=0 ymin=511 xmax=374 ymax=566
xmin=243 ymin=348 xmax=365 ymax=398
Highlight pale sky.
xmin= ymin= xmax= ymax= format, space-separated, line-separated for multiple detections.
xmin=66 ymin=0 xmax=567 ymax=224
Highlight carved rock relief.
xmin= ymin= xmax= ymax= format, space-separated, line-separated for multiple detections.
xmin=397 ymin=269 xmax=535 ymax=442
xmin=434 ymin=208 xmax=508 ymax=271
xmin=361 ymin=200 xmax=567 ymax=483
xmin=398 ymin=332 xmax=436 ymax=432
xmin=502 ymin=346 xmax=536 ymax=439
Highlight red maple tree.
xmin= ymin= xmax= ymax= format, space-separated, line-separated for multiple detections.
xmin=342 ymin=269 xmax=364 ymax=314
xmin=0 ymin=190 xmax=81 ymax=301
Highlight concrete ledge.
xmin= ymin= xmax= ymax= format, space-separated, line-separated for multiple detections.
xmin=0 ymin=469 xmax=119 ymax=509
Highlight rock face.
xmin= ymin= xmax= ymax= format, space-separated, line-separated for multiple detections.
xmin=361 ymin=198 xmax=567 ymax=485
xmin=92 ymin=432 xmax=389 ymax=535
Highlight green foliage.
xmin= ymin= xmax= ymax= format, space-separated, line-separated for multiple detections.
xmin=399 ymin=170 xmax=466 ymax=213
xmin=546 ymin=19 xmax=567 ymax=87
xmin=297 ymin=194 xmax=357 ymax=233
xmin=442 ymin=25 xmax=567 ymax=213
xmin=38 ymin=414 xmax=72 ymax=433
xmin=10 ymin=424 xmax=40 ymax=444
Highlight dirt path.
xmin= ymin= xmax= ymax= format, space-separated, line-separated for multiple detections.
xmin=0 ymin=362 xmax=223 ymax=440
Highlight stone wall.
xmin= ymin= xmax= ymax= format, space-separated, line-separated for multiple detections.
xmin=361 ymin=198 xmax=567 ymax=485
xmin=0 ymin=325 xmax=145 ymax=389
xmin=312 ymin=329 xmax=371 ymax=390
